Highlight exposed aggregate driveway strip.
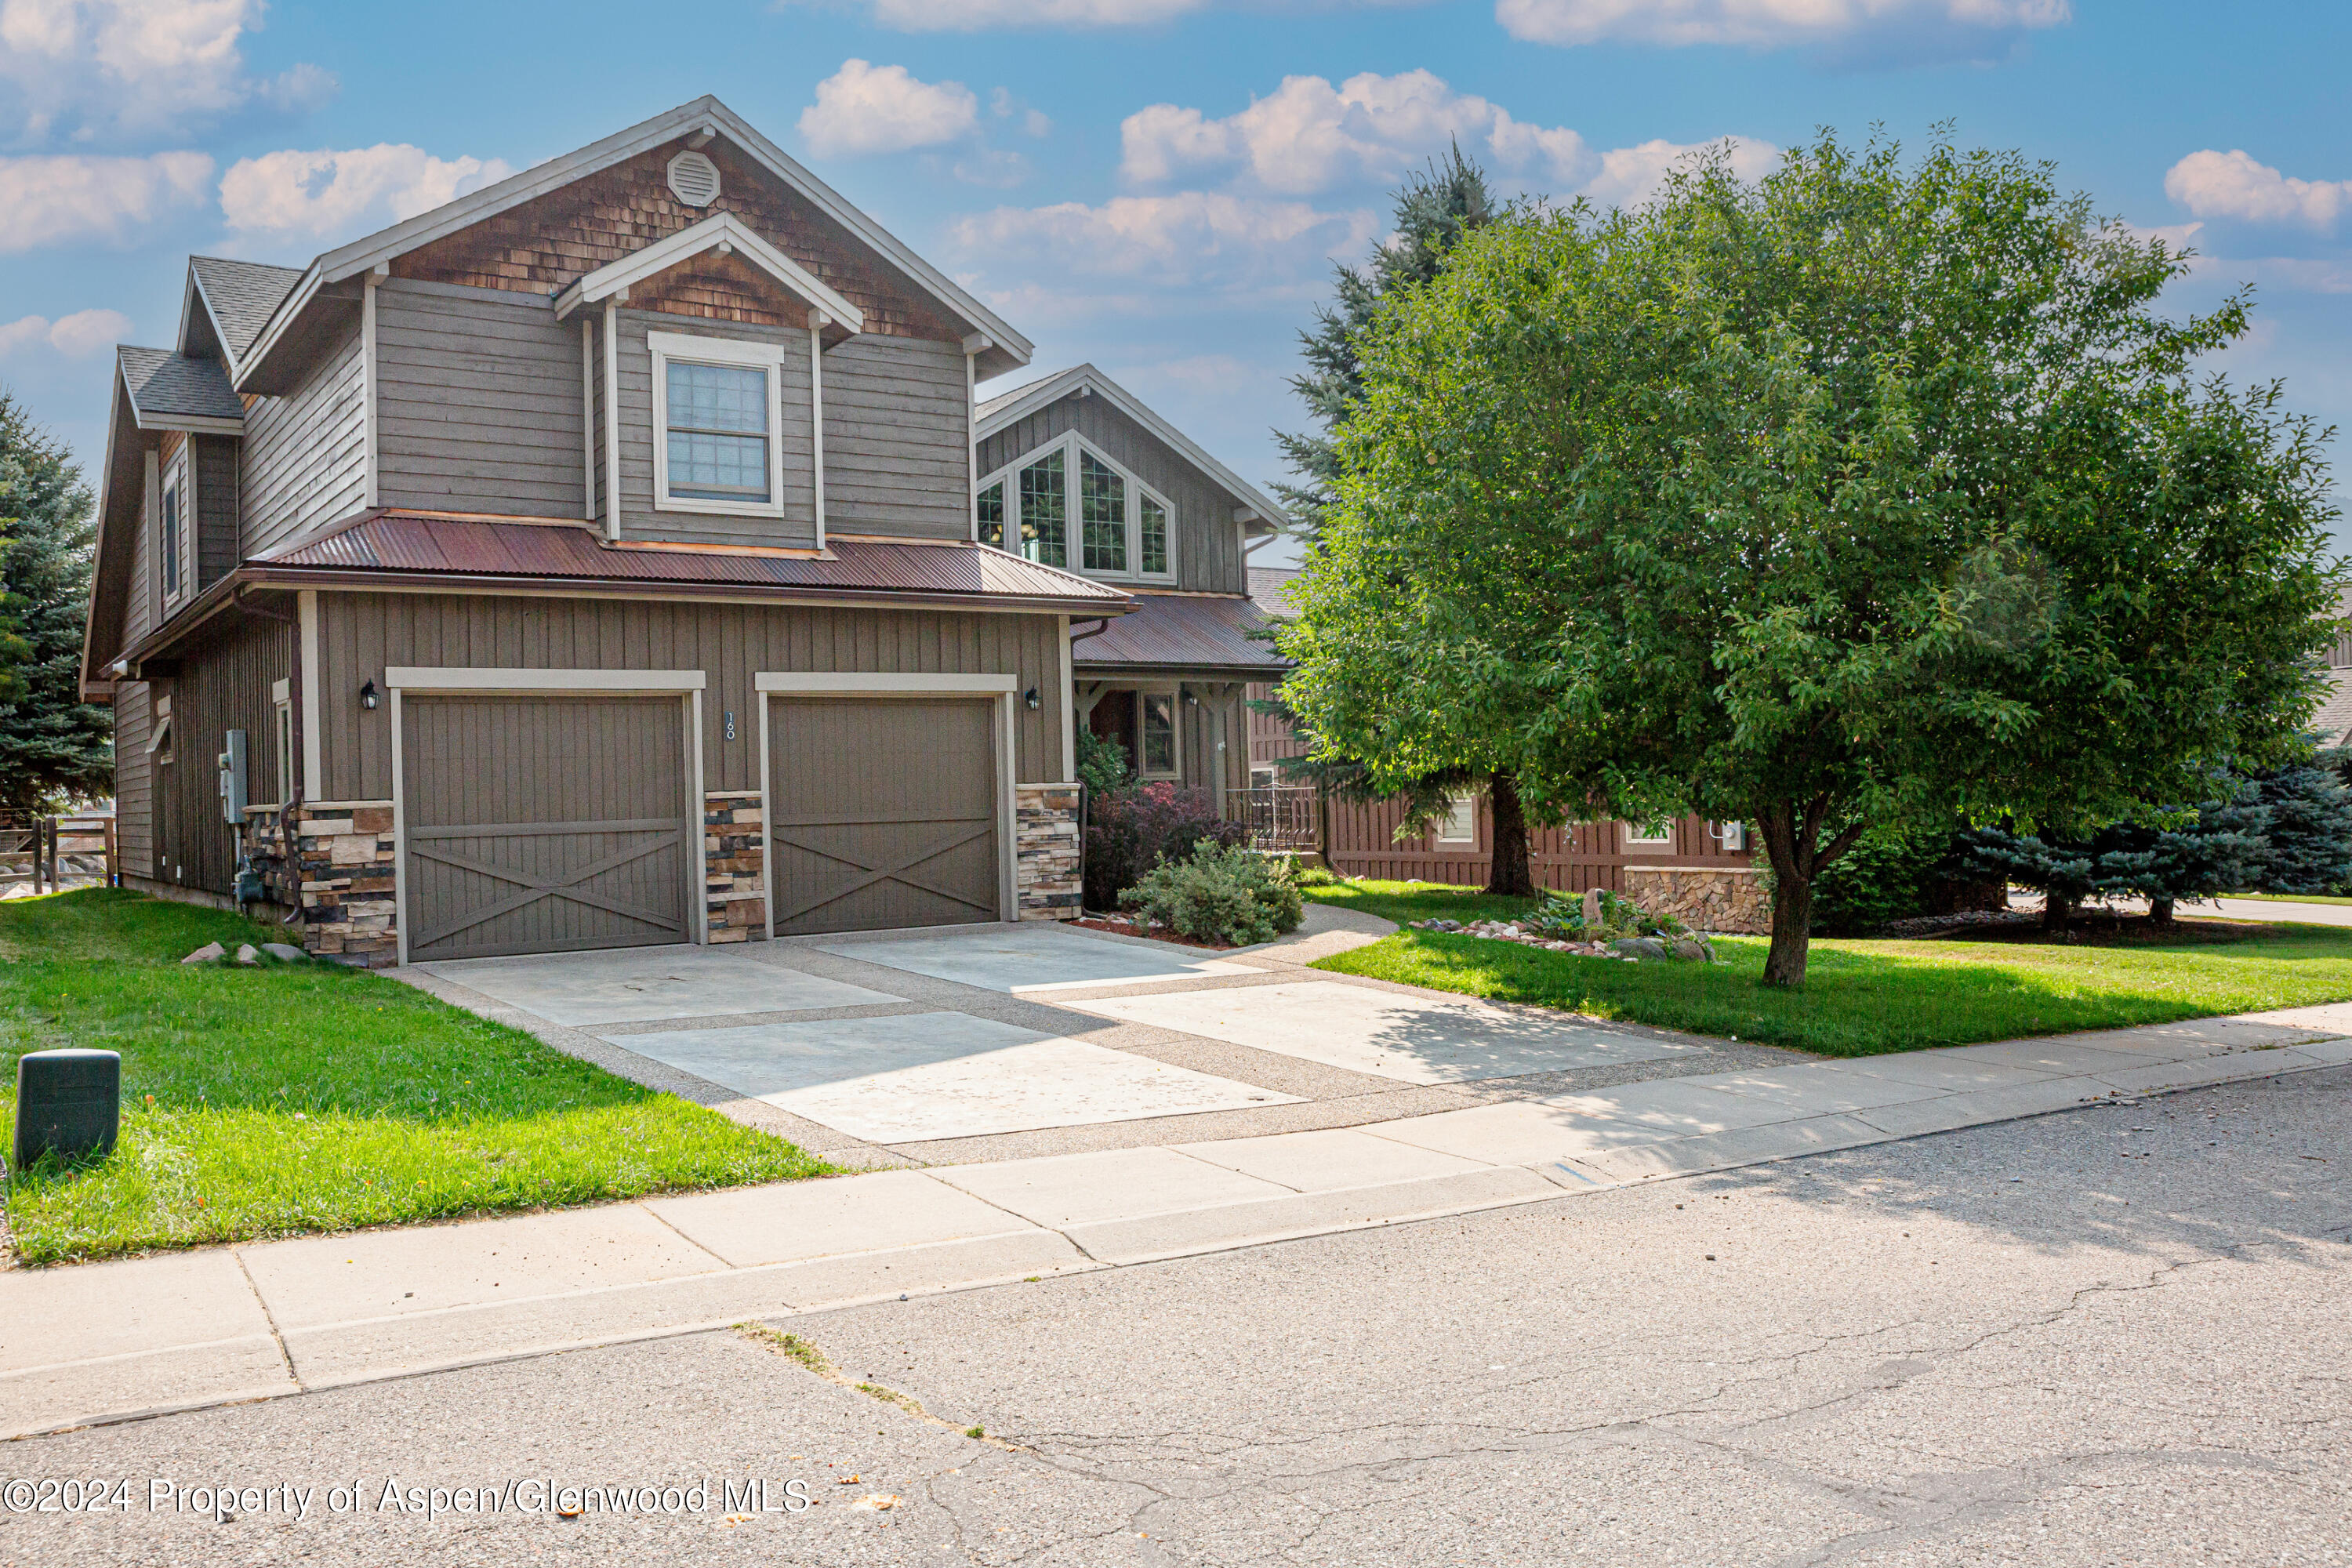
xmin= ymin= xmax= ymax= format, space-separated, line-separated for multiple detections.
xmin=0 ymin=1065 xmax=2344 ymax=1566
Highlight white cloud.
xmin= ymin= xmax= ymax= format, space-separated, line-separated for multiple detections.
xmin=950 ymin=192 xmax=1377 ymax=303
xmin=2165 ymin=149 xmax=2351 ymax=233
xmin=1496 ymin=0 xmax=2068 ymax=49
xmin=793 ymin=0 xmax=1208 ymax=28
xmin=1122 ymin=70 xmax=1595 ymax=195
xmin=0 ymin=307 xmax=132 ymax=358
xmin=0 ymin=0 xmax=335 ymax=141
xmin=1577 ymin=135 xmax=1780 ymax=208
xmin=219 ymin=144 xmax=514 ymax=239
xmin=798 ymin=58 xmax=979 ymax=158
xmin=0 ymin=150 xmax=211 ymax=252
xmin=991 ymin=87 xmax=1051 ymax=138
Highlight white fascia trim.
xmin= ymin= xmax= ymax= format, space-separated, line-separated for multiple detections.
xmin=227 ymin=264 xmax=322 ymax=394
xmin=977 ymin=364 xmax=1288 ymax=527
xmin=755 ymin=672 xmax=1018 ymax=695
xmin=130 ymin=412 xmax=245 ymax=436
xmin=648 ymin=330 xmax=791 ymax=519
xmin=554 ymin=212 xmax=865 ymax=331
xmin=303 ymin=96 xmax=1028 ymax=363
xmin=386 ymin=666 xmax=707 ymax=692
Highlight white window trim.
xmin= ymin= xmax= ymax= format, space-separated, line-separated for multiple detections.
xmin=648 ymin=330 xmax=790 ymax=520
xmin=1436 ymin=794 xmax=1479 ymax=846
xmin=1136 ymin=685 xmax=1181 ymax=780
xmin=160 ymin=446 xmax=192 ymax=612
xmin=1624 ymin=820 xmax=1673 ymax=850
xmin=271 ymin=677 xmax=293 ymax=810
xmin=976 ymin=432 xmax=1178 ymax=583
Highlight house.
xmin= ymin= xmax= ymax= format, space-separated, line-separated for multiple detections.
xmin=78 ymin=96 xmax=1283 ymax=966
xmin=974 ymin=365 xmax=1288 ymax=793
xmin=1240 ymin=572 xmax=1769 ymax=933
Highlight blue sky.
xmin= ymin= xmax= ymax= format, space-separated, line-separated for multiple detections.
xmin=3 ymin=1 xmax=2348 ymax=566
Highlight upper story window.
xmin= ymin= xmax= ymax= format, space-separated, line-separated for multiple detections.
xmin=159 ymin=452 xmax=188 ymax=608
xmin=649 ymin=331 xmax=789 ymax=517
xmin=977 ymin=434 xmax=1174 ymax=583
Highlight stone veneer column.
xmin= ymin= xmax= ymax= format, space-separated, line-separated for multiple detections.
xmin=1621 ymin=866 xmax=1768 ymax=935
xmin=705 ymin=791 xmax=767 ymax=942
xmin=1015 ymin=782 xmax=1082 ymax=920
xmin=241 ymin=803 xmax=400 ymax=965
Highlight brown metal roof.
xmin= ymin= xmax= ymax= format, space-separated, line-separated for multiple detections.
xmin=1073 ymin=590 xmax=1289 ymax=675
xmin=252 ymin=511 xmax=1134 ymax=609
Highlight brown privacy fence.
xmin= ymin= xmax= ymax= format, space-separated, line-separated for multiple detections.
xmin=0 ymin=812 xmax=118 ymax=895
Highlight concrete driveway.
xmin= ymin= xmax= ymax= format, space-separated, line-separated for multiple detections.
xmin=402 ymin=912 xmax=1777 ymax=1166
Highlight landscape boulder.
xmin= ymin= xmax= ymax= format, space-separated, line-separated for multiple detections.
xmin=180 ymin=942 xmax=224 ymax=965
xmin=261 ymin=942 xmax=307 ymax=963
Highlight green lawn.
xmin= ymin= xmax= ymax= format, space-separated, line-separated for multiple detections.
xmin=1307 ymin=879 xmax=2352 ymax=1056
xmin=1 ymin=889 xmax=828 ymax=1265
xmin=2214 ymin=891 xmax=2352 ymax=909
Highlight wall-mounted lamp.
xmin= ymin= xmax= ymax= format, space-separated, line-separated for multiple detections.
xmin=1023 ymin=687 xmax=1040 ymax=711
xmin=360 ymin=679 xmax=379 ymax=711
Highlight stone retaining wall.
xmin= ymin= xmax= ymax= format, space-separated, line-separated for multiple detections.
xmin=1015 ymin=782 xmax=1081 ymax=920
xmin=1624 ymin=866 xmax=1768 ymax=935
xmin=705 ymin=792 xmax=766 ymax=942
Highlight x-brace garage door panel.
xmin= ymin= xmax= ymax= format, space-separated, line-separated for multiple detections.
xmin=403 ymin=695 xmax=691 ymax=961
xmin=768 ymin=695 xmax=1001 ymax=936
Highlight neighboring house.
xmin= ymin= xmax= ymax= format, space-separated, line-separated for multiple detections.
xmin=2318 ymin=598 xmax=2352 ymax=747
xmin=1240 ymin=572 xmax=1768 ymax=932
xmin=83 ymin=96 xmax=1284 ymax=966
xmin=975 ymin=365 xmax=1288 ymax=794
xmin=1243 ymin=566 xmax=1309 ymax=787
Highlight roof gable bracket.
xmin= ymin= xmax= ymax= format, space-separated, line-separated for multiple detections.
xmin=552 ymin=212 xmax=866 ymax=335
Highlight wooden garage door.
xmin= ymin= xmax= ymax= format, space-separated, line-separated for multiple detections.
xmin=402 ymin=695 xmax=691 ymax=961
xmin=768 ymin=695 xmax=1002 ymax=935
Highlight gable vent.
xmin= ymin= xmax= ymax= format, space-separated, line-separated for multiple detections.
xmin=666 ymin=151 xmax=721 ymax=208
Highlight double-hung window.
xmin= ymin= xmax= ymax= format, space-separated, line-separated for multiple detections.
xmin=1138 ymin=691 xmax=1179 ymax=778
xmin=159 ymin=452 xmax=187 ymax=609
xmin=649 ymin=332 xmax=788 ymax=517
xmin=977 ymin=434 xmax=1174 ymax=582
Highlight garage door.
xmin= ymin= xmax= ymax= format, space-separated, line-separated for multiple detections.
xmin=767 ymin=695 xmax=1003 ymax=935
xmin=402 ymin=694 xmax=692 ymax=961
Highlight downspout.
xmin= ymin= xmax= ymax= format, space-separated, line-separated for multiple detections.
xmin=237 ymin=588 xmax=303 ymax=922
xmin=1069 ymin=618 xmax=1112 ymax=645
xmin=603 ymin=295 xmax=623 ymax=540
xmin=809 ymin=310 xmax=829 ymax=551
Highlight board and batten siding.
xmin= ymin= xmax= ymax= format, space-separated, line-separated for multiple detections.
xmin=136 ymin=614 xmax=294 ymax=896
xmin=239 ymin=318 xmax=365 ymax=557
xmin=375 ymin=280 xmax=586 ymax=521
xmin=314 ymin=593 xmax=1069 ymax=801
xmin=611 ymin=309 xmax=816 ymax=548
xmin=821 ymin=334 xmax=970 ymax=540
xmin=976 ymin=394 xmax=1246 ymax=595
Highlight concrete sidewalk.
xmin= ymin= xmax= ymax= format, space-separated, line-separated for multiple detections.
xmin=7 ymin=1001 xmax=2352 ymax=1442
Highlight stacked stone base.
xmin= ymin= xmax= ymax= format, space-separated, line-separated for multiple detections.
xmin=1624 ymin=866 xmax=1768 ymax=935
xmin=705 ymin=792 xmax=766 ymax=942
xmin=241 ymin=802 xmax=399 ymax=966
xmin=1015 ymin=782 xmax=1081 ymax=920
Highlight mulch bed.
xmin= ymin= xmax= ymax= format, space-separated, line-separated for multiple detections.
xmin=1071 ymin=915 xmax=1239 ymax=951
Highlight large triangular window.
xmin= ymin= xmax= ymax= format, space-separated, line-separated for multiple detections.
xmin=977 ymin=434 xmax=1174 ymax=582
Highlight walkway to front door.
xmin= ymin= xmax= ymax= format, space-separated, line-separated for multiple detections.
xmin=401 ymin=913 xmax=1796 ymax=1170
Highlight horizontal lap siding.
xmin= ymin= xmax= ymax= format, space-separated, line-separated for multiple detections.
xmin=822 ymin=336 xmax=969 ymax=539
xmin=193 ymin=434 xmax=239 ymax=590
xmin=376 ymin=282 xmax=586 ymax=520
xmin=977 ymin=395 xmax=1243 ymax=594
xmin=114 ymin=680 xmax=152 ymax=880
xmin=241 ymin=320 xmax=365 ymax=557
xmin=315 ymin=593 xmax=1067 ymax=800
xmin=615 ymin=310 xmax=816 ymax=548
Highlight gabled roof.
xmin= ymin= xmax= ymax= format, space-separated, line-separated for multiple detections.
xmin=239 ymin=96 xmax=1033 ymax=390
xmin=181 ymin=256 xmax=303 ymax=372
xmin=977 ymin=364 xmax=1287 ymax=534
xmin=1247 ymin=566 xmax=1301 ymax=615
xmin=118 ymin=346 xmax=243 ymax=431
xmin=551 ymin=212 xmax=864 ymax=332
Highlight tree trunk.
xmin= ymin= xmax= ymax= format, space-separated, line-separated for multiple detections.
xmin=2044 ymin=890 xmax=2074 ymax=932
xmin=1764 ymin=868 xmax=1813 ymax=987
xmin=2151 ymin=896 xmax=2176 ymax=927
xmin=1484 ymin=771 xmax=1534 ymax=897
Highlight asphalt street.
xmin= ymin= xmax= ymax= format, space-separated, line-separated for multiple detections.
xmin=5 ymin=1064 xmax=2346 ymax=1566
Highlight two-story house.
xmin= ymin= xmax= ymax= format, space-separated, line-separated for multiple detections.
xmin=78 ymin=96 xmax=1286 ymax=965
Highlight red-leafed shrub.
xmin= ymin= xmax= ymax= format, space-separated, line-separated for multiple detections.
xmin=1083 ymin=782 xmax=1247 ymax=911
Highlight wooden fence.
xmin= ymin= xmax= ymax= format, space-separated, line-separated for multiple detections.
xmin=0 ymin=812 xmax=118 ymax=895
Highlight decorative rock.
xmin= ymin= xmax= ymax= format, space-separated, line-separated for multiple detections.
xmin=1610 ymin=936 xmax=1670 ymax=960
xmin=261 ymin=942 xmax=307 ymax=963
xmin=1671 ymin=938 xmax=1714 ymax=963
xmin=181 ymin=942 xmax=224 ymax=964
xmin=1581 ymin=887 xmax=1604 ymax=928
xmin=233 ymin=944 xmax=260 ymax=967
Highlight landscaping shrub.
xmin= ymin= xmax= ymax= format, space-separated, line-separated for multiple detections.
xmin=1077 ymin=728 xmax=1131 ymax=797
xmin=1083 ymin=782 xmax=1246 ymax=910
xmin=1119 ymin=840 xmax=1303 ymax=946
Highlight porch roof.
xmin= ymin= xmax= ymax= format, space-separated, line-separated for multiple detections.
xmin=1073 ymin=590 xmax=1288 ymax=678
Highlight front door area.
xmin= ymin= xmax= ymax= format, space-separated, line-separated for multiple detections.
xmin=766 ymin=694 xmax=1005 ymax=935
xmin=400 ymin=694 xmax=694 ymax=961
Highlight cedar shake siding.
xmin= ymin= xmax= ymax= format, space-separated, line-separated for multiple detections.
xmin=314 ymin=593 xmax=1069 ymax=800
xmin=977 ymin=390 xmax=1245 ymax=594
xmin=375 ymin=279 xmax=586 ymax=521
xmin=239 ymin=317 xmax=365 ymax=557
